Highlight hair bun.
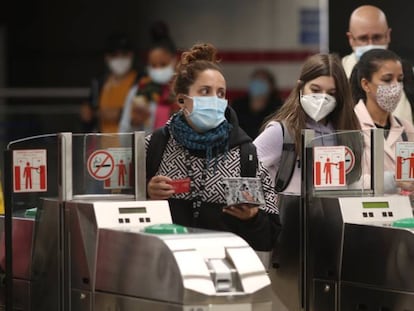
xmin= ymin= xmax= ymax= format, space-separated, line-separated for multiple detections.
xmin=181 ymin=43 xmax=218 ymax=65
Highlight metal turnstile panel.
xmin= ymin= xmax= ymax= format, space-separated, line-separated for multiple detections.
xmin=94 ymin=291 xmax=272 ymax=311
xmin=341 ymin=282 xmax=414 ymax=311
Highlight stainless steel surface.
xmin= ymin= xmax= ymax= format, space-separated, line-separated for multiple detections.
xmin=305 ymin=196 xmax=414 ymax=311
xmin=269 ymin=194 xmax=301 ymax=311
xmin=11 ymin=280 xmax=31 ymax=311
xmin=92 ymin=292 xmax=272 ymax=311
xmin=0 ymin=217 xmax=34 ymax=311
xmin=134 ymin=131 xmax=146 ymax=201
xmin=341 ymin=282 xmax=414 ymax=311
xmin=31 ymin=198 xmax=63 ymax=311
xmin=2 ymin=132 xmax=150 ymax=311
xmin=273 ymin=129 xmax=413 ymax=311
xmin=342 ymin=223 xmax=414 ymax=291
xmin=60 ymin=132 xmax=73 ymax=201
xmin=0 ymin=217 xmax=34 ymax=280
xmin=67 ymin=200 xmax=273 ymax=310
xmin=371 ymin=128 xmax=384 ymax=195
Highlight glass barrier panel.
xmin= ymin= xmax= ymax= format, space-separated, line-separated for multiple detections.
xmin=385 ymin=129 xmax=414 ymax=204
xmin=71 ymin=133 xmax=136 ymax=197
xmin=305 ymin=128 xmax=414 ymax=202
xmin=7 ymin=134 xmax=60 ymax=217
xmin=305 ymin=130 xmax=370 ymax=195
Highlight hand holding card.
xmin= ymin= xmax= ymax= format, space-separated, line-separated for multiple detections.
xmin=167 ymin=178 xmax=191 ymax=194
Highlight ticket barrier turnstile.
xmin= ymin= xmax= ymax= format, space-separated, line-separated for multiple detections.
xmin=270 ymin=193 xmax=414 ymax=311
xmin=66 ymin=200 xmax=273 ymax=311
xmin=306 ymin=195 xmax=414 ymax=311
xmin=0 ymin=199 xmax=64 ymax=311
xmin=0 ymin=217 xmax=35 ymax=311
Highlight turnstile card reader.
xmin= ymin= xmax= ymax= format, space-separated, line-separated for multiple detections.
xmin=78 ymin=199 xmax=172 ymax=229
xmin=335 ymin=195 xmax=413 ymax=226
xmin=67 ymin=200 xmax=273 ymax=311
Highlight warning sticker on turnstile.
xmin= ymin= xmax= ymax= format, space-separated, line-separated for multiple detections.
xmin=313 ymin=146 xmax=346 ymax=188
xmin=13 ymin=149 xmax=47 ymax=193
xmin=87 ymin=150 xmax=115 ymax=181
xmin=103 ymin=148 xmax=133 ymax=189
xmin=395 ymin=142 xmax=414 ymax=181
xmin=344 ymin=146 xmax=355 ymax=174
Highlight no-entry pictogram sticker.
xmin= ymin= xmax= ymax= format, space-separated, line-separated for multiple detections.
xmin=87 ymin=150 xmax=115 ymax=181
xmin=344 ymin=146 xmax=355 ymax=174
xmin=13 ymin=149 xmax=47 ymax=193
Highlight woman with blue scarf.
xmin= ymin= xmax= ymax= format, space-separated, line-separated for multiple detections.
xmin=145 ymin=43 xmax=280 ymax=251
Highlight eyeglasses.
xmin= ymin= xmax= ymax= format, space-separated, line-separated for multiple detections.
xmin=350 ymin=32 xmax=388 ymax=45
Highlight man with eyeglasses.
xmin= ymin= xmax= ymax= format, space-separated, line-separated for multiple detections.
xmin=342 ymin=5 xmax=413 ymax=123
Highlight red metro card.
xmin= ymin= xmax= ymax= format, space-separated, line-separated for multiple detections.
xmin=168 ymin=178 xmax=191 ymax=194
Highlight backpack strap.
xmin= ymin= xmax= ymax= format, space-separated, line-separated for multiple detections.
xmin=146 ymin=126 xmax=170 ymax=183
xmin=240 ymin=142 xmax=258 ymax=178
xmin=274 ymin=121 xmax=297 ymax=192
xmin=394 ymin=116 xmax=408 ymax=142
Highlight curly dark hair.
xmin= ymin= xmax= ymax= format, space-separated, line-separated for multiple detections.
xmin=172 ymin=43 xmax=223 ymax=95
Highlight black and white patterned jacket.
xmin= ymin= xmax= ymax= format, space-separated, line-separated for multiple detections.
xmin=145 ymin=108 xmax=280 ymax=251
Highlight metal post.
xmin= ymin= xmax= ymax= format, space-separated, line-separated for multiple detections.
xmin=4 ymin=150 xmax=12 ymax=311
xmin=300 ymin=129 xmax=315 ymax=311
xmin=134 ymin=131 xmax=146 ymax=200
xmin=371 ymin=129 xmax=384 ymax=195
xmin=318 ymin=0 xmax=329 ymax=53
xmin=59 ymin=133 xmax=73 ymax=201
xmin=58 ymin=132 xmax=72 ymax=311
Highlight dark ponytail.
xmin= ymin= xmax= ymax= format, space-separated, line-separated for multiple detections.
xmin=350 ymin=62 xmax=366 ymax=104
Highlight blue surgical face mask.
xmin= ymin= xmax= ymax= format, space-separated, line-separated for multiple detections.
xmin=184 ymin=95 xmax=227 ymax=132
xmin=248 ymin=79 xmax=270 ymax=97
xmin=354 ymin=44 xmax=387 ymax=60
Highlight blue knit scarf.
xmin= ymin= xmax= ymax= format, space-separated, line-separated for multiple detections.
xmin=169 ymin=112 xmax=232 ymax=167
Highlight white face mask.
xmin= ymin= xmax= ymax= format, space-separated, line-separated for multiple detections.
xmin=354 ymin=44 xmax=387 ymax=60
xmin=376 ymin=82 xmax=403 ymax=112
xmin=108 ymin=57 xmax=132 ymax=76
xmin=148 ymin=64 xmax=175 ymax=84
xmin=300 ymin=92 xmax=337 ymax=122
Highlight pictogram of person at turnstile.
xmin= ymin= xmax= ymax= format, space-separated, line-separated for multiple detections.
xmin=23 ymin=162 xmax=35 ymax=189
xmin=324 ymin=158 xmax=341 ymax=184
xmin=116 ymin=159 xmax=127 ymax=186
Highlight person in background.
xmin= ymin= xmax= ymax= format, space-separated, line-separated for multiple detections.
xmin=342 ymin=5 xmax=413 ymax=123
xmin=350 ymin=49 xmax=414 ymax=193
xmin=254 ymin=54 xmax=362 ymax=194
xmin=232 ymin=69 xmax=282 ymax=139
xmin=145 ymin=43 xmax=280 ymax=251
xmin=119 ymin=22 xmax=178 ymax=133
xmin=402 ymin=59 xmax=414 ymax=113
xmin=80 ymin=33 xmax=138 ymax=133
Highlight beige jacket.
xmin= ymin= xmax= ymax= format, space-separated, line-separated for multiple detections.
xmin=355 ymin=100 xmax=414 ymax=174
